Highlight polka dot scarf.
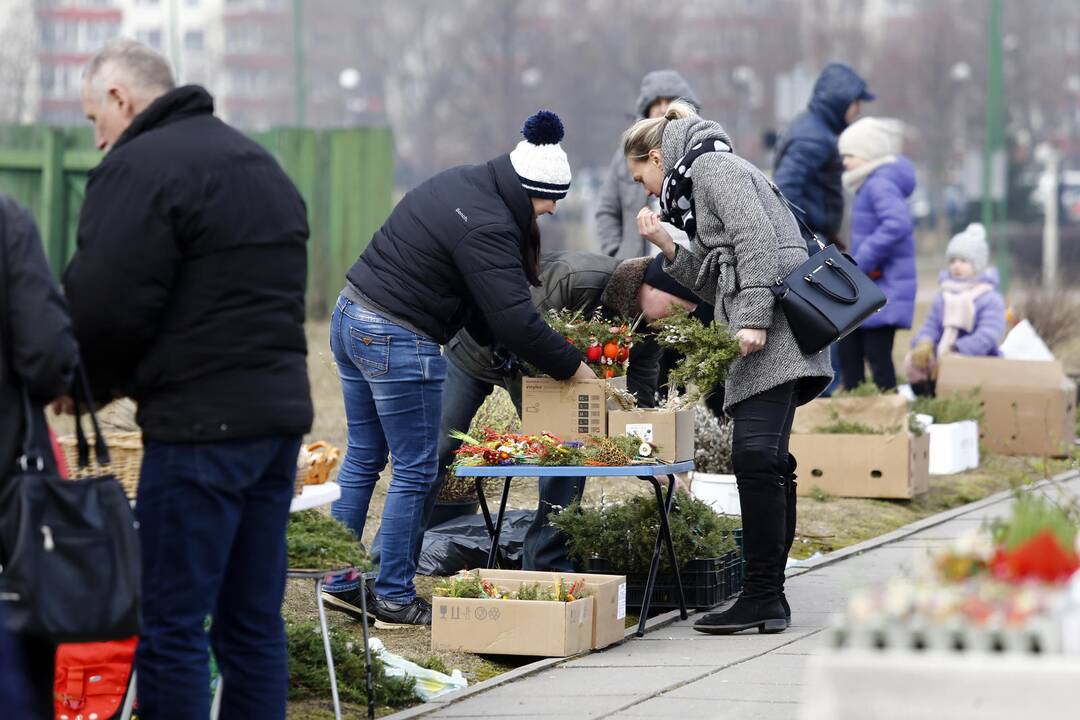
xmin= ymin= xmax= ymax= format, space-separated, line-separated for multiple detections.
xmin=659 ymin=138 xmax=731 ymax=239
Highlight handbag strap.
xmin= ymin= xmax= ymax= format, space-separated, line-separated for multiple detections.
xmin=766 ymin=180 xmax=827 ymax=254
xmin=72 ymin=364 xmax=111 ymax=469
xmin=804 ymin=257 xmax=860 ymax=304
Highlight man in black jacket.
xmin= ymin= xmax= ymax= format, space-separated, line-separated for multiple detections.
xmin=439 ymin=252 xmax=703 ymax=571
xmin=63 ymin=40 xmax=312 ymax=720
xmin=0 ymin=194 xmax=79 ymax=720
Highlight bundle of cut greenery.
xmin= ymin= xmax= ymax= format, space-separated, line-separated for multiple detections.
xmin=286 ymin=510 xmax=371 ymax=571
xmin=551 ymin=491 xmax=741 ymax=575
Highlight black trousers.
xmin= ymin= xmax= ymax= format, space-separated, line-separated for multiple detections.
xmin=730 ymin=381 xmax=798 ymax=599
xmin=838 ymin=326 xmax=898 ymax=391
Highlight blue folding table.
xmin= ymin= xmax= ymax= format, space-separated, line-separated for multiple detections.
xmin=454 ymin=461 xmax=694 ymax=637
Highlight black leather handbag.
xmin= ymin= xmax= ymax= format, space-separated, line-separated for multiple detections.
xmin=0 ymin=231 xmax=141 ymax=642
xmin=769 ymin=184 xmax=888 ymax=355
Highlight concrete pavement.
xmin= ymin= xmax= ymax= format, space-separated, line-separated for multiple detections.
xmin=388 ymin=470 xmax=1080 ymax=720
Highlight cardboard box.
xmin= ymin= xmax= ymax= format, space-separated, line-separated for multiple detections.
xmin=791 ymin=396 xmax=930 ymax=499
xmin=521 ymin=376 xmax=627 ymax=441
xmin=431 ymin=574 xmax=594 ymax=657
xmin=479 ymin=569 xmax=627 ymax=650
xmin=608 ymin=408 xmax=695 ymax=462
xmin=927 ymin=420 xmax=980 ymax=475
xmin=937 ymin=356 xmax=1077 ymax=458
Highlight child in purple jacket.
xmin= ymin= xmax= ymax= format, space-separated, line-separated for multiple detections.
xmin=905 ymin=223 xmax=1006 ymax=395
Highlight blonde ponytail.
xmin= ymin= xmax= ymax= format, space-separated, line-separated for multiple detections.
xmin=622 ymin=98 xmax=698 ymax=160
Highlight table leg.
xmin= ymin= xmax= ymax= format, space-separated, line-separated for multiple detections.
xmin=484 ymin=479 xmax=513 ymax=568
xmin=635 ymin=474 xmax=686 ymax=636
xmin=476 ymin=478 xmax=496 ymax=536
xmin=657 ymin=474 xmax=687 ymax=618
xmin=358 ymin=571 xmax=374 ymax=720
xmin=315 ymin=577 xmax=343 ymax=720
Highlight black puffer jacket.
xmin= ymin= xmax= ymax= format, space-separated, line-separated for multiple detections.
xmin=347 ymin=155 xmax=580 ymax=380
xmin=63 ymin=86 xmax=313 ymax=442
xmin=0 ymin=195 xmax=78 ymax=476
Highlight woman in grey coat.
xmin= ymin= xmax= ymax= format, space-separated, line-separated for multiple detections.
xmin=622 ymin=102 xmax=832 ymax=635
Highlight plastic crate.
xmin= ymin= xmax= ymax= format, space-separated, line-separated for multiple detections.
xmin=585 ymin=551 xmax=744 ymax=611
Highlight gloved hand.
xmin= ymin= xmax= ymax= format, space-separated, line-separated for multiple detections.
xmin=910 ymin=339 xmax=935 ymax=370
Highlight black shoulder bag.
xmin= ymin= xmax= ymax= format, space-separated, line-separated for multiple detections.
xmin=768 ymin=184 xmax=887 ymax=355
xmin=0 ymin=229 xmax=141 ymax=642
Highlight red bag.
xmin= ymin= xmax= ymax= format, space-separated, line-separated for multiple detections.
xmin=54 ymin=637 xmax=137 ymax=720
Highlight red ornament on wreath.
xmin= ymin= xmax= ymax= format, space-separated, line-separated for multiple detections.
xmin=603 ymin=341 xmax=619 ymax=359
xmin=616 ymin=345 xmax=629 ymax=363
xmin=585 ymin=341 xmax=602 ymax=363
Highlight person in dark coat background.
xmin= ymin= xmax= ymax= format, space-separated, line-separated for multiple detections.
xmin=837 ymin=117 xmax=917 ymax=391
xmin=323 ymin=110 xmax=596 ymax=628
xmin=773 ymin=62 xmax=874 ymax=252
xmin=773 ymin=62 xmax=874 ymax=396
xmin=0 ymin=194 xmax=79 ymax=719
xmin=64 ymin=40 xmax=312 ymax=720
xmin=595 ymin=69 xmax=700 ymax=260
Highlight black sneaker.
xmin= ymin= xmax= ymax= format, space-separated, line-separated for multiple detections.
xmin=372 ymin=596 xmax=432 ymax=628
xmin=321 ymin=581 xmax=375 ymax=622
xmin=780 ymin=593 xmax=791 ymax=627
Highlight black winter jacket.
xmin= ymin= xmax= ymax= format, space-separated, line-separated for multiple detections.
xmin=0 ymin=195 xmax=78 ymax=476
xmin=63 ymin=86 xmax=313 ymax=443
xmin=347 ymin=155 xmax=580 ymax=380
xmin=446 ymin=251 xmax=661 ymax=405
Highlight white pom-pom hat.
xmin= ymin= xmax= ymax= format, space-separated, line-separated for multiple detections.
xmin=509 ymin=110 xmax=571 ymax=200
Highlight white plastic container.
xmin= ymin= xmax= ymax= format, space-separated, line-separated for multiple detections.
xmin=689 ymin=472 xmax=740 ymax=515
xmin=927 ymin=420 xmax=980 ymax=475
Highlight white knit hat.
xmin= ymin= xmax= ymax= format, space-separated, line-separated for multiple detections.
xmin=946 ymin=223 xmax=989 ymax=272
xmin=838 ymin=117 xmax=905 ymax=161
xmin=509 ymin=110 xmax=571 ymax=200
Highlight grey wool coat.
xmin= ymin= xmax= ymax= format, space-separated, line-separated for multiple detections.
xmin=660 ymin=116 xmax=832 ymax=411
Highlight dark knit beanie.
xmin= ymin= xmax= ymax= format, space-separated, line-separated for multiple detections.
xmin=601 ymin=257 xmax=652 ymax=318
xmin=642 ymin=254 xmax=700 ymax=304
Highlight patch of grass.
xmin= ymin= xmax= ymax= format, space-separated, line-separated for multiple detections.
xmin=808 ymin=486 xmax=832 ymax=502
xmin=834 ymin=380 xmax=887 ymax=397
xmin=286 ymin=620 xmax=416 ymax=709
xmin=411 ymin=656 xmax=451 ymax=675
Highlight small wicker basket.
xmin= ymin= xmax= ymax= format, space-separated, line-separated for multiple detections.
xmin=58 ymin=434 xmax=342 ymax=501
xmin=57 ymin=431 xmax=144 ymax=500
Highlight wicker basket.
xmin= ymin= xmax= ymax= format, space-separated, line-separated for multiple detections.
xmin=295 ymin=441 xmax=341 ymax=495
xmin=58 ymin=434 xmax=340 ymax=500
xmin=57 ymin=431 xmax=144 ymax=500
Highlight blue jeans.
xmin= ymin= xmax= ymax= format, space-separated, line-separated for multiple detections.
xmin=328 ymin=296 xmax=446 ymax=602
xmin=426 ymin=358 xmax=584 ymax=572
xmin=135 ymin=435 xmax=301 ymax=720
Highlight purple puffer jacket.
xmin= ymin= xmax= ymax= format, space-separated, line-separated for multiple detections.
xmin=850 ymin=157 xmax=917 ymax=329
xmin=912 ymin=268 xmax=1006 ymax=356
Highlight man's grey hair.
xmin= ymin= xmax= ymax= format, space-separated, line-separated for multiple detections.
xmin=83 ymin=38 xmax=176 ymax=101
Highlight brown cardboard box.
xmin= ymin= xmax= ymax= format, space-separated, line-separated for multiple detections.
xmin=480 ymin=569 xmax=628 ymax=650
xmin=936 ymin=355 xmax=1077 ymax=458
xmin=431 ymin=574 xmax=594 ymax=657
xmin=791 ymin=395 xmax=930 ymax=499
xmin=608 ymin=408 xmax=695 ymax=462
xmin=521 ymin=376 xmax=627 ymax=441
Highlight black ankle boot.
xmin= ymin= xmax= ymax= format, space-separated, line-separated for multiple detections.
xmin=696 ymin=478 xmax=787 ymax=635
xmin=778 ymin=454 xmax=798 ymax=626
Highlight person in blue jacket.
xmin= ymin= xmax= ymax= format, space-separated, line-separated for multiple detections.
xmin=773 ymin=62 xmax=874 ymax=253
xmin=773 ymin=62 xmax=874 ymax=396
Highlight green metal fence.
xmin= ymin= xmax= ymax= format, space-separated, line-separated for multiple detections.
xmin=0 ymin=124 xmax=394 ymax=319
